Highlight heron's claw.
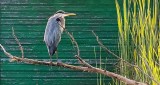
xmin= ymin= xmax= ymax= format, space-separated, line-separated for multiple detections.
xmin=49 ymin=61 xmax=53 ymax=65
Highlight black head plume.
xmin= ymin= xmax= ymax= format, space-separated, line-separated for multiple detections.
xmin=56 ymin=10 xmax=65 ymax=14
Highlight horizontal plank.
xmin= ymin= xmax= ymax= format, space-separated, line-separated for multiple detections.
xmin=0 ymin=31 xmax=118 ymax=39
xmin=1 ymin=19 xmax=117 ymax=25
xmin=0 ymin=38 xmax=118 ymax=44
xmin=1 ymin=78 xmax=112 ymax=85
xmin=1 ymin=0 xmax=122 ymax=5
xmin=1 ymin=9 xmax=117 ymax=12
xmin=1 ymin=62 xmax=117 ymax=70
xmin=0 ymin=25 xmax=118 ymax=32
xmin=1 ymin=12 xmax=118 ymax=19
xmin=1 ymin=4 xmax=116 ymax=9
xmin=0 ymin=48 xmax=119 ymax=58
xmin=0 ymin=46 xmax=118 ymax=52
xmin=1 ymin=71 xmax=100 ymax=77
xmin=1 ymin=62 xmax=117 ymax=71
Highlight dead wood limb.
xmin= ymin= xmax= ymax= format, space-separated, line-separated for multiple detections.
xmin=12 ymin=27 xmax=24 ymax=58
xmin=92 ymin=30 xmax=134 ymax=66
xmin=0 ymin=44 xmax=147 ymax=85
xmin=74 ymin=55 xmax=93 ymax=68
xmin=57 ymin=21 xmax=93 ymax=68
xmin=65 ymin=31 xmax=80 ymax=56
xmin=0 ymin=28 xmax=148 ymax=85
xmin=92 ymin=30 xmax=145 ymax=67
xmin=92 ymin=31 xmax=159 ymax=84
xmin=65 ymin=29 xmax=93 ymax=68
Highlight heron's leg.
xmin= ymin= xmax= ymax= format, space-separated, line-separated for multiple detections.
xmin=49 ymin=56 xmax=52 ymax=64
xmin=56 ymin=51 xmax=61 ymax=63
xmin=49 ymin=56 xmax=53 ymax=69
xmin=55 ymin=51 xmax=58 ymax=61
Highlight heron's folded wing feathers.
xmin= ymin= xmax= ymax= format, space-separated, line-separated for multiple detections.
xmin=44 ymin=18 xmax=61 ymax=56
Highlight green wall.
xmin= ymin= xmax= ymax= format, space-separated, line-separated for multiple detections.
xmin=0 ymin=0 xmax=120 ymax=85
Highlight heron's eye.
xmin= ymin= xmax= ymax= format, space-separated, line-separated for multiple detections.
xmin=56 ymin=18 xmax=61 ymax=22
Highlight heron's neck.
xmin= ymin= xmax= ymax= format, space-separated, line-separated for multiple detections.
xmin=58 ymin=19 xmax=65 ymax=33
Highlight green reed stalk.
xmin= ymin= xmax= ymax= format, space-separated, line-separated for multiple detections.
xmin=115 ymin=0 xmax=159 ymax=85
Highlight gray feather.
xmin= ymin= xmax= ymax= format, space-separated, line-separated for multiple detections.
xmin=44 ymin=14 xmax=65 ymax=56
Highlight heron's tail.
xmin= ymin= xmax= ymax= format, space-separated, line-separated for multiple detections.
xmin=48 ymin=46 xmax=57 ymax=56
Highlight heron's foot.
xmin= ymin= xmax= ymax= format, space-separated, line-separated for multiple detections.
xmin=49 ymin=61 xmax=53 ymax=65
xmin=48 ymin=61 xmax=53 ymax=69
xmin=49 ymin=58 xmax=53 ymax=64
xmin=49 ymin=56 xmax=52 ymax=64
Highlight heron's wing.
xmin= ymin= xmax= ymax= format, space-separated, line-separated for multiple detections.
xmin=44 ymin=18 xmax=61 ymax=56
xmin=48 ymin=44 xmax=57 ymax=56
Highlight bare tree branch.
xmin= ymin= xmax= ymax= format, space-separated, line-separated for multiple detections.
xmin=65 ymin=29 xmax=93 ymax=68
xmin=92 ymin=30 xmax=146 ymax=67
xmin=12 ymin=27 xmax=24 ymax=58
xmin=57 ymin=21 xmax=93 ymax=68
xmin=0 ymin=28 xmax=148 ymax=85
xmin=65 ymin=30 xmax=80 ymax=56
xmin=92 ymin=30 xmax=159 ymax=84
xmin=92 ymin=31 xmax=131 ymax=64
xmin=0 ymin=44 xmax=147 ymax=85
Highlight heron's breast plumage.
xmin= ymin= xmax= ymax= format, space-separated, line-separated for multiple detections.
xmin=44 ymin=17 xmax=64 ymax=47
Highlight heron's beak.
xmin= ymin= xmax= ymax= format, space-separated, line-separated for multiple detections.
xmin=64 ymin=13 xmax=76 ymax=17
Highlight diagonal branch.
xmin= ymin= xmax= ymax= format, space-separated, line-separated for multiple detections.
xmin=92 ymin=30 xmax=136 ymax=66
xmin=65 ymin=29 xmax=93 ymax=68
xmin=92 ymin=30 xmax=159 ymax=84
xmin=57 ymin=21 xmax=93 ymax=68
xmin=65 ymin=30 xmax=80 ymax=56
xmin=12 ymin=27 xmax=24 ymax=58
xmin=0 ymin=44 xmax=147 ymax=85
xmin=0 ymin=28 xmax=149 ymax=85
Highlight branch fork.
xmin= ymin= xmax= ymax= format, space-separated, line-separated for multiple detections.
xmin=0 ymin=28 xmax=148 ymax=85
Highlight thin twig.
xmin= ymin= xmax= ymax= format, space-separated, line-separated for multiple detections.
xmin=74 ymin=55 xmax=93 ymax=68
xmin=65 ymin=30 xmax=93 ymax=68
xmin=57 ymin=21 xmax=93 ymax=68
xmin=12 ymin=27 xmax=24 ymax=58
xmin=65 ymin=30 xmax=80 ymax=56
xmin=0 ymin=44 xmax=148 ymax=85
xmin=0 ymin=27 xmax=149 ymax=85
xmin=92 ymin=30 xmax=159 ymax=84
xmin=92 ymin=30 xmax=137 ymax=67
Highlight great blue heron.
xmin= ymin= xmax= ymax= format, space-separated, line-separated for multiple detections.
xmin=44 ymin=10 xmax=76 ymax=62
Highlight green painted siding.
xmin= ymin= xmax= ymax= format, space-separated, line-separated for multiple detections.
xmin=0 ymin=0 xmax=120 ymax=85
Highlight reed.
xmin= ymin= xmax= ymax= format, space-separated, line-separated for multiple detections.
xmin=115 ymin=0 xmax=159 ymax=85
xmin=94 ymin=47 xmax=107 ymax=85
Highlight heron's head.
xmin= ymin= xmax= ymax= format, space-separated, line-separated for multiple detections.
xmin=54 ymin=10 xmax=76 ymax=18
xmin=48 ymin=10 xmax=76 ymax=29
